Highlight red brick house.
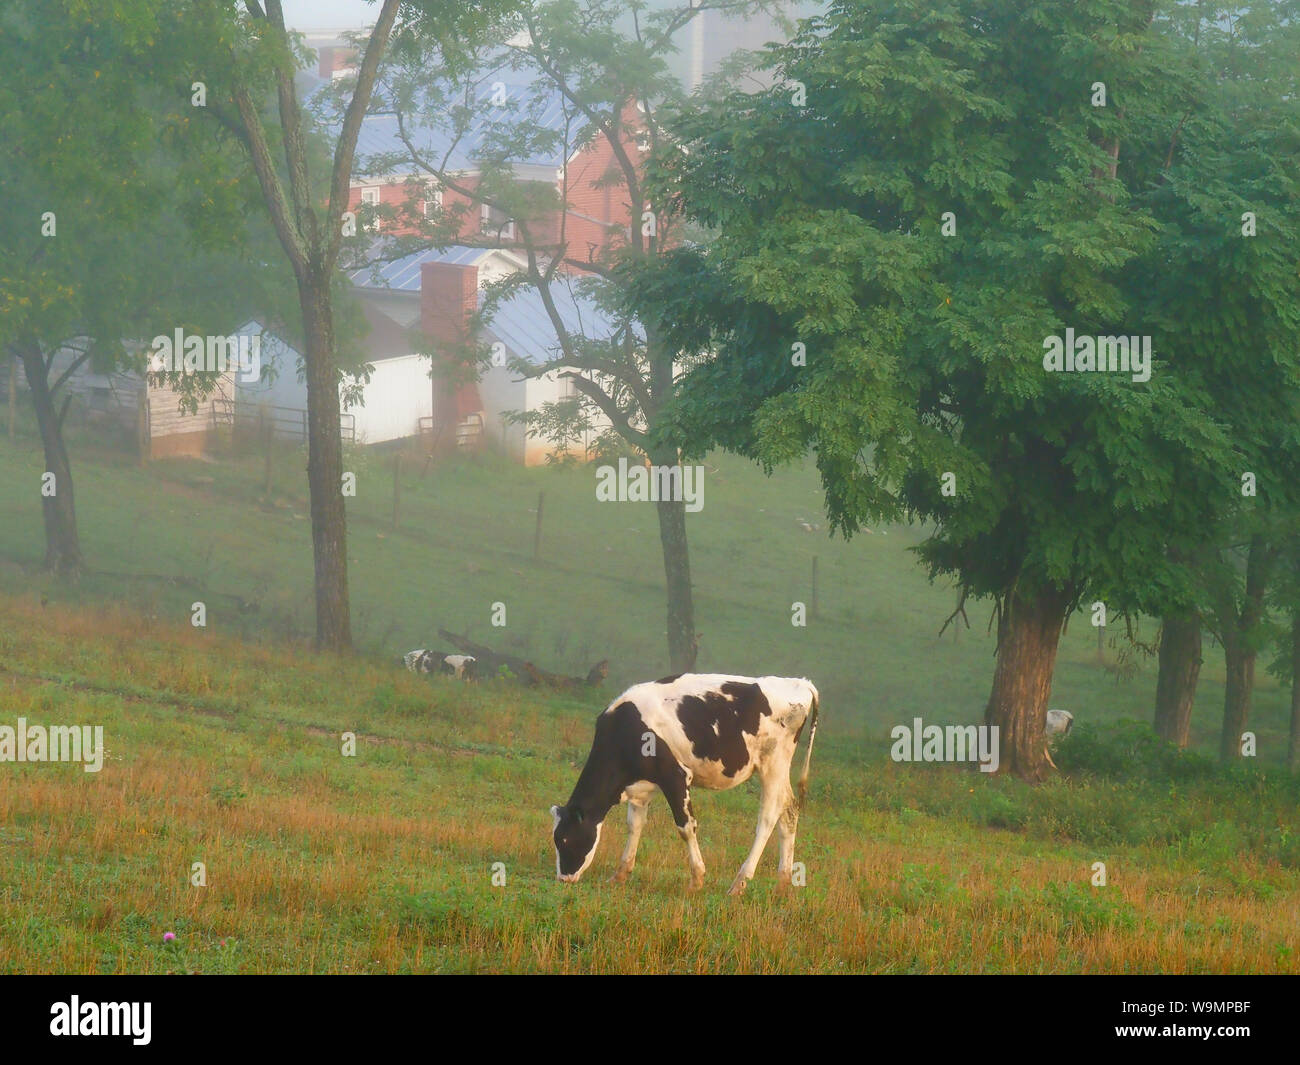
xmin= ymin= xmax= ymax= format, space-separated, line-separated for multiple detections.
xmin=342 ymin=69 xmax=646 ymax=265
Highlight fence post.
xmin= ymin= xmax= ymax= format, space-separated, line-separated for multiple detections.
xmin=262 ymin=411 xmax=273 ymax=496
xmin=392 ymin=453 xmax=403 ymax=531
xmin=533 ymin=490 xmax=545 ymax=560
xmin=136 ymin=390 xmax=148 ymax=467
xmin=811 ymin=556 xmax=819 ymax=619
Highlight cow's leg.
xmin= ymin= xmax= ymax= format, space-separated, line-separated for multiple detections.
xmin=728 ymin=772 xmax=789 ymax=896
xmin=610 ymin=782 xmax=656 ymax=883
xmin=677 ymin=795 xmax=707 ymax=892
xmin=776 ymin=794 xmax=799 ymax=888
xmin=657 ymin=768 xmax=706 ymax=890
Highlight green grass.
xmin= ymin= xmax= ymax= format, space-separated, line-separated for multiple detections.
xmin=0 ymin=592 xmax=1297 ymax=972
xmin=0 ymin=417 xmax=1292 ymax=760
xmin=0 ymin=418 xmax=1298 ymax=972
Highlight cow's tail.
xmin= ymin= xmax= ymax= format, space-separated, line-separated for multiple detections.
xmin=797 ymin=685 xmax=820 ymax=809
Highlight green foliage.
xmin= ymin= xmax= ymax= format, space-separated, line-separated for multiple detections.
xmin=639 ymin=0 xmax=1300 ymax=624
xmin=1041 ymin=882 xmax=1139 ymax=935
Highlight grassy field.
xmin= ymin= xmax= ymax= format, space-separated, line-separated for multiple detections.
xmin=0 ymin=420 xmax=1294 ymax=758
xmin=0 ymin=593 xmax=1297 ymax=973
xmin=0 ymin=423 xmax=1298 ymax=972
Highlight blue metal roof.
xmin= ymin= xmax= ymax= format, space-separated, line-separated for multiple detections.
xmin=487 ymin=283 xmax=635 ymax=367
xmin=314 ymin=62 xmax=585 ymax=175
xmin=348 ymin=245 xmax=493 ymax=291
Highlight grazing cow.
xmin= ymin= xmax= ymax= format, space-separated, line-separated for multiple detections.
xmin=1045 ymin=709 xmax=1074 ymax=738
xmin=550 ymin=673 xmax=820 ymax=896
xmin=403 ymin=649 xmax=477 ymax=680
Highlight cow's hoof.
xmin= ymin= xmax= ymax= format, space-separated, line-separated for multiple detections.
xmin=727 ymin=878 xmax=748 ymax=897
xmin=688 ymin=874 xmax=705 ymax=892
xmin=609 ymin=868 xmax=631 ymax=884
xmin=776 ymin=873 xmax=793 ymax=892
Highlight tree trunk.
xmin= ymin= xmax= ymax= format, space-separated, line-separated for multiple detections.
xmin=18 ymin=343 xmax=81 ymax=576
xmin=1219 ymin=630 xmax=1255 ymax=761
xmin=1218 ymin=536 xmax=1270 ymax=762
xmin=651 ymin=448 xmax=697 ymax=673
xmin=1154 ymin=612 xmax=1201 ymax=747
xmin=1289 ymin=613 xmax=1300 ymax=772
xmin=984 ymin=584 xmax=1070 ymax=781
xmin=300 ymin=278 xmax=352 ymax=652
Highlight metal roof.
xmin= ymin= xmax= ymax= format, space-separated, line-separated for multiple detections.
xmin=313 ymin=62 xmax=585 ymax=174
xmin=487 ymin=283 xmax=636 ymax=367
xmin=348 ymin=245 xmax=495 ymax=291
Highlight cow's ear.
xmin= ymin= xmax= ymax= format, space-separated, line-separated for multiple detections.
xmin=572 ymin=809 xmax=584 ymax=824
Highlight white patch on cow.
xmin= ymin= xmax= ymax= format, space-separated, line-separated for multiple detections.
xmin=403 ymin=649 xmax=427 ymax=672
xmin=443 ymin=654 xmax=475 ymax=679
xmin=558 ymin=823 xmax=601 ymax=883
xmin=1046 ymin=709 xmax=1074 ymax=738
xmin=608 ymin=674 xmax=814 ymax=791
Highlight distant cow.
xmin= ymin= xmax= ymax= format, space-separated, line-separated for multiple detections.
xmin=403 ymin=649 xmax=477 ymax=680
xmin=550 ymin=673 xmax=820 ymax=896
xmin=1045 ymin=709 xmax=1074 ymax=738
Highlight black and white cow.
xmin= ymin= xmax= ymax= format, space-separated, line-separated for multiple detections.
xmin=1045 ymin=709 xmax=1074 ymax=738
xmin=403 ymin=649 xmax=477 ymax=680
xmin=550 ymin=673 xmax=820 ymax=896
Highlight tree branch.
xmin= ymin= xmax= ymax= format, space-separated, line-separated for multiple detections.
xmin=325 ymin=0 xmax=403 ymax=265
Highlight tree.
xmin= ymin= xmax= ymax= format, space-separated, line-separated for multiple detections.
xmin=1154 ymin=610 xmax=1202 ymax=747
xmin=179 ymin=0 xmax=514 ymax=650
xmin=634 ymin=0 xmax=1297 ymax=779
xmin=0 ymin=0 xmax=281 ymax=575
xmin=367 ymin=0 xmax=784 ymax=671
xmin=1132 ymin=1 xmax=1300 ymax=760
xmin=1266 ymin=534 xmax=1300 ymax=770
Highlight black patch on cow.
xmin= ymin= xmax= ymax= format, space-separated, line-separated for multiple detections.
xmin=556 ymin=701 xmax=692 ymax=848
xmin=656 ymin=673 xmax=683 ymax=685
xmin=554 ymin=699 xmax=698 ymax=875
xmin=675 ymin=681 xmax=770 ymax=777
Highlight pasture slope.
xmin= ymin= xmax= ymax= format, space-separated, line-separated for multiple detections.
xmin=0 ymin=593 xmax=1297 ymax=974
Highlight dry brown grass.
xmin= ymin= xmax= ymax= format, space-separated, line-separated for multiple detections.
xmin=1 ymin=594 xmax=1297 ymax=973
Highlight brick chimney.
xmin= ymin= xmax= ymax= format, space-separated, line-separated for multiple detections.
xmin=318 ymin=45 xmax=358 ymax=80
xmin=421 ymin=260 xmax=480 ymax=451
xmin=421 ymin=261 xmax=478 ymax=346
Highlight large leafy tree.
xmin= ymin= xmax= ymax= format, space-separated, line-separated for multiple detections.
xmin=634 ymin=0 xmax=1300 ymax=778
xmin=0 ymin=0 xmax=282 ymax=575
xmin=176 ymin=0 xmax=516 ymax=651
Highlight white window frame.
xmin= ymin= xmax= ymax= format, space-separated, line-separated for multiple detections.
xmin=481 ymin=202 xmax=515 ymax=241
xmin=421 ymin=183 xmax=443 ymax=217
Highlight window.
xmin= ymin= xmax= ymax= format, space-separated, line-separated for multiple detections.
xmin=481 ymin=202 xmax=515 ymax=241
xmin=359 ymin=186 xmax=380 ymax=232
xmin=421 ymin=183 xmax=442 ymax=217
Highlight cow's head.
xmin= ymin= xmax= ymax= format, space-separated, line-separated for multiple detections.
xmin=550 ymin=804 xmax=601 ymax=883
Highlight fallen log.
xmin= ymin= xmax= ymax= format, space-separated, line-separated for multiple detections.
xmin=523 ymin=658 xmax=610 ymax=692
xmin=437 ymin=628 xmax=607 ymax=689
